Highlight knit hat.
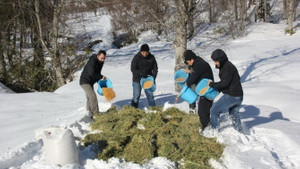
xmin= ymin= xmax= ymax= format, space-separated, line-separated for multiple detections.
xmin=140 ymin=44 xmax=149 ymax=52
xmin=184 ymin=50 xmax=197 ymax=62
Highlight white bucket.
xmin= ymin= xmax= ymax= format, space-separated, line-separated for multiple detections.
xmin=42 ymin=127 xmax=79 ymax=165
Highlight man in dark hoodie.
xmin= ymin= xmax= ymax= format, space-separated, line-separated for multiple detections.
xmin=131 ymin=44 xmax=158 ymax=108
xmin=80 ymin=50 xmax=107 ymax=119
xmin=208 ymin=49 xmax=243 ymax=133
xmin=184 ymin=50 xmax=214 ymax=131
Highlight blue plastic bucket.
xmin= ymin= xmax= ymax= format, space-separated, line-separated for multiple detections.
xmin=97 ymin=79 xmax=113 ymax=96
xmin=195 ymin=78 xmax=219 ymax=100
xmin=179 ymin=85 xmax=198 ymax=104
xmin=140 ymin=76 xmax=156 ymax=93
xmin=174 ymin=70 xmax=189 ymax=87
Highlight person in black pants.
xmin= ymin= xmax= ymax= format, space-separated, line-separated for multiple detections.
xmin=188 ymin=64 xmax=196 ymax=113
xmin=184 ymin=50 xmax=214 ymax=131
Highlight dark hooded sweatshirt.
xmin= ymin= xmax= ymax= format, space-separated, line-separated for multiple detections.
xmin=80 ymin=54 xmax=104 ymax=86
xmin=131 ymin=52 xmax=158 ymax=83
xmin=209 ymin=49 xmax=243 ymax=97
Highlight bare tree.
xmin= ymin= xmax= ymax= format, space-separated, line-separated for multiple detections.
xmin=34 ymin=0 xmax=66 ymax=87
xmin=239 ymin=0 xmax=247 ymax=35
xmin=187 ymin=0 xmax=196 ymax=39
xmin=264 ymin=0 xmax=267 ymax=21
xmin=286 ymin=0 xmax=296 ymax=34
xmin=234 ymin=0 xmax=238 ymax=20
xmin=209 ymin=0 xmax=216 ymax=22
xmin=173 ymin=0 xmax=197 ymax=91
xmin=283 ymin=0 xmax=289 ymax=19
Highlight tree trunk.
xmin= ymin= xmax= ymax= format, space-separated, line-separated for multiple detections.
xmin=240 ymin=0 xmax=246 ymax=35
xmin=19 ymin=22 xmax=24 ymax=72
xmin=34 ymin=0 xmax=66 ymax=87
xmin=173 ymin=0 xmax=188 ymax=92
xmin=248 ymin=0 xmax=253 ymax=9
xmin=187 ymin=0 xmax=196 ymax=39
xmin=254 ymin=0 xmax=259 ymax=22
xmin=174 ymin=23 xmax=187 ymax=92
xmin=221 ymin=0 xmax=228 ymax=11
xmin=5 ymin=27 xmax=14 ymax=68
xmin=209 ymin=0 xmax=215 ymax=23
xmin=264 ymin=0 xmax=267 ymax=21
xmin=287 ymin=0 xmax=295 ymax=33
xmin=51 ymin=0 xmax=66 ymax=86
xmin=283 ymin=0 xmax=288 ymax=20
xmin=235 ymin=0 xmax=238 ymax=20
xmin=0 ymin=33 xmax=7 ymax=80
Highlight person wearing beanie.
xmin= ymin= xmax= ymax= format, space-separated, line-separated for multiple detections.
xmin=184 ymin=50 xmax=214 ymax=131
xmin=140 ymin=44 xmax=149 ymax=52
xmin=208 ymin=49 xmax=244 ymax=133
xmin=130 ymin=44 xmax=158 ymax=108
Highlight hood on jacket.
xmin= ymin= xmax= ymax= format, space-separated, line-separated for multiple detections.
xmin=211 ymin=49 xmax=228 ymax=68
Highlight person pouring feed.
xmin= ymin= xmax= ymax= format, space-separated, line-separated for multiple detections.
xmin=130 ymin=44 xmax=158 ymax=108
xmin=184 ymin=50 xmax=214 ymax=131
xmin=208 ymin=49 xmax=244 ymax=133
xmin=80 ymin=50 xmax=107 ymax=120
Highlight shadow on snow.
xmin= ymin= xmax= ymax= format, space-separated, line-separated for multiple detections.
xmin=113 ymin=93 xmax=184 ymax=109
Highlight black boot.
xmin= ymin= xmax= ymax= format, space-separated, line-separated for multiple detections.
xmin=131 ymin=100 xmax=139 ymax=108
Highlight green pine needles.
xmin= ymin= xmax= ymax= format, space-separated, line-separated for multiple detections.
xmin=82 ymin=106 xmax=224 ymax=169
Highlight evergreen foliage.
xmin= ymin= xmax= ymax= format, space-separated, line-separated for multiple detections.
xmin=83 ymin=106 xmax=224 ymax=169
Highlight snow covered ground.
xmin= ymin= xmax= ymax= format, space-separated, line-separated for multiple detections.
xmin=1 ymin=10 xmax=300 ymax=169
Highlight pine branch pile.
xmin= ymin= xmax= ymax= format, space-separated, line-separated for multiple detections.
xmin=82 ymin=106 xmax=224 ymax=169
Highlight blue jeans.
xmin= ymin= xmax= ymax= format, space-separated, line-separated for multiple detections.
xmin=131 ymin=82 xmax=155 ymax=108
xmin=210 ymin=94 xmax=243 ymax=132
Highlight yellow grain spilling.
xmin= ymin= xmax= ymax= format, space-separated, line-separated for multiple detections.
xmin=102 ymin=87 xmax=116 ymax=101
xmin=143 ymin=81 xmax=153 ymax=89
xmin=176 ymin=77 xmax=186 ymax=82
xmin=199 ymin=86 xmax=209 ymax=95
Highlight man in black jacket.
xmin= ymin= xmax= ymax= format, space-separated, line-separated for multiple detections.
xmin=131 ymin=44 xmax=158 ymax=108
xmin=184 ymin=50 xmax=214 ymax=131
xmin=208 ymin=49 xmax=243 ymax=133
xmin=80 ymin=50 xmax=107 ymax=118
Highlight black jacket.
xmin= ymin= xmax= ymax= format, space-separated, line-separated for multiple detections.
xmin=131 ymin=52 xmax=158 ymax=82
xmin=80 ymin=54 xmax=104 ymax=85
xmin=186 ymin=57 xmax=214 ymax=87
xmin=209 ymin=51 xmax=243 ymax=97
